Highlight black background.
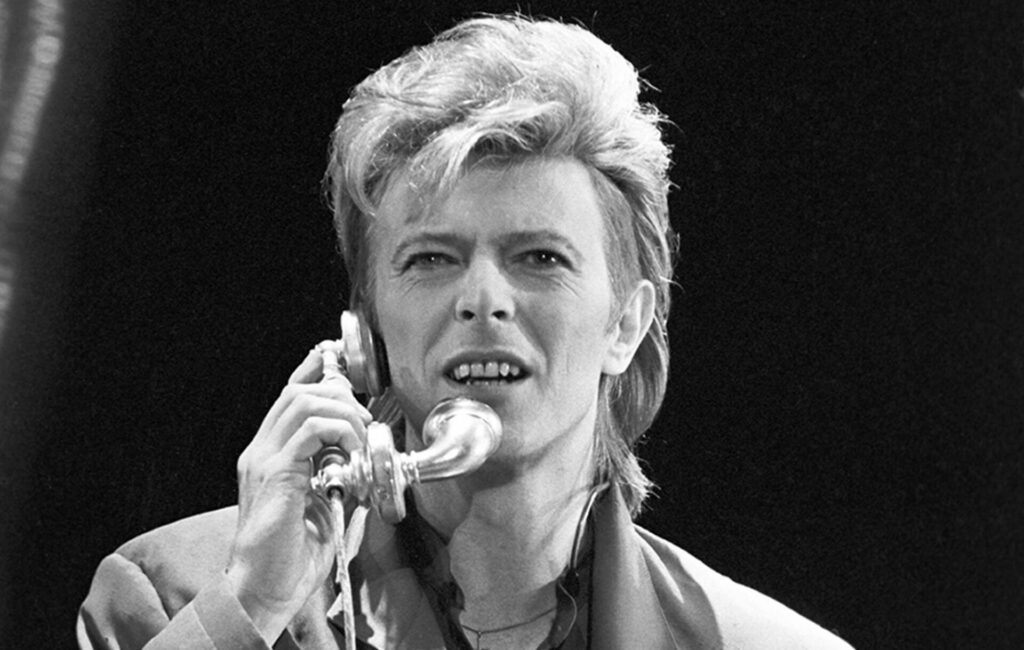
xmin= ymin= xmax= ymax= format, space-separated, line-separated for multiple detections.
xmin=2 ymin=1 xmax=1022 ymax=647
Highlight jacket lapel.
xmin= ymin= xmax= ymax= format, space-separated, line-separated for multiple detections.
xmin=589 ymin=488 xmax=722 ymax=650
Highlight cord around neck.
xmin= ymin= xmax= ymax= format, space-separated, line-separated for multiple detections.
xmin=460 ymin=603 xmax=558 ymax=649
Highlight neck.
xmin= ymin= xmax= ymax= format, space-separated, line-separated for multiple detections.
xmin=409 ymin=419 xmax=597 ymax=629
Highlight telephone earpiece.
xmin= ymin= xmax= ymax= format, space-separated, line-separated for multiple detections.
xmin=338 ymin=310 xmax=390 ymax=397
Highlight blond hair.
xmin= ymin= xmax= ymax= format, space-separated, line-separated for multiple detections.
xmin=325 ymin=14 xmax=675 ymax=516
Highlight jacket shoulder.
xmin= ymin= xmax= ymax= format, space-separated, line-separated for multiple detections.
xmin=633 ymin=525 xmax=854 ymax=650
xmin=113 ymin=506 xmax=239 ymax=615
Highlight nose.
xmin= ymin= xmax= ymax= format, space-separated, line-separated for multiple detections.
xmin=455 ymin=258 xmax=514 ymax=323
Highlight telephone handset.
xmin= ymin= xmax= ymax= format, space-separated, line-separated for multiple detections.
xmin=333 ymin=310 xmax=390 ymax=398
xmin=310 ymin=310 xmax=502 ymax=524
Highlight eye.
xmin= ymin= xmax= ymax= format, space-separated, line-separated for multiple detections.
xmin=402 ymin=252 xmax=457 ymax=271
xmin=520 ymin=249 xmax=570 ymax=269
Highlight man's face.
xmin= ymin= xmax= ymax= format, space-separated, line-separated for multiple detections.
xmin=370 ymin=157 xmax=624 ymax=465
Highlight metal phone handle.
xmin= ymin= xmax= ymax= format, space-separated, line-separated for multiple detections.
xmin=312 ymin=397 xmax=502 ymax=524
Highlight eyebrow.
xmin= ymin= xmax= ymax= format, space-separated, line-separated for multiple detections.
xmin=502 ymin=230 xmax=583 ymax=261
xmin=390 ymin=228 xmax=583 ymax=265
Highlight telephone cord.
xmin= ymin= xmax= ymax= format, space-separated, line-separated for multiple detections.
xmin=329 ymin=492 xmax=356 ymax=650
xmin=316 ymin=340 xmax=358 ymax=650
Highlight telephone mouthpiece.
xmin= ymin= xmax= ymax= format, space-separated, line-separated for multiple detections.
xmin=411 ymin=397 xmax=503 ymax=482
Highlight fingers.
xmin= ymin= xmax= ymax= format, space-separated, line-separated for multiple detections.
xmin=288 ymin=349 xmax=323 ymax=384
xmin=258 ymin=351 xmax=322 ymax=432
xmin=262 ymin=381 xmax=369 ymax=437
xmin=255 ymin=349 xmax=373 ymax=449
xmin=280 ymin=415 xmax=362 ymax=463
xmin=241 ymin=350 xmax=378 ymax=484
xmin=262 ymin=349 xmax=358 ymax=427
xmin=265 ymin=389 xmax=369 ymax=447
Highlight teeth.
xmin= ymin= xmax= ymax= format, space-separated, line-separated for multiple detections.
xmin=450 ymin=360 xmax=524 ymax=381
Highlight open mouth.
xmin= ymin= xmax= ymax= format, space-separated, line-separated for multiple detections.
xmin=445 ymin=360 xmax=528 ymax=385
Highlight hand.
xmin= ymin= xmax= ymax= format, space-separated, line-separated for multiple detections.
xmin=225 ymin=349 xmax=372 ymax=643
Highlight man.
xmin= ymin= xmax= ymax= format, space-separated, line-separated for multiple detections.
xmin=79 ymin=15 xmax=853 ymax=649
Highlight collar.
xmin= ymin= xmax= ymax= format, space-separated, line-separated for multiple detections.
xmin=589 ymin=486 xmax=722 ymax=650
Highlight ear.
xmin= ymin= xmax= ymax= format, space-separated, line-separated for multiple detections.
xmin=602 ymin=280 xmax=656 ymax=376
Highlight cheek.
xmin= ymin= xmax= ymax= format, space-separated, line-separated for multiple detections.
xmin=375 ymin=310 xmax=431 ymax=424
xmin=535 ymin=296 xmax=614 ymax=372
xmin=372 ymin=262 xmax=416 ymax=346
xmin=373 ymin=284 xmax=447 ymax=382
xmin=376 ymin=299 xmax=418 ymax=372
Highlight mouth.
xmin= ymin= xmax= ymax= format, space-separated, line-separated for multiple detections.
xmin=444 ymin=359 xmax=530 ymax=386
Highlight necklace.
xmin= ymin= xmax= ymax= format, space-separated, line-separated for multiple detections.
xmin=460 ymin=604 xmax=558 ymax=650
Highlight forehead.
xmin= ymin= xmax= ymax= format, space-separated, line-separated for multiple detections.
xmin=371 ymin=157 xmax=607 ymax=244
